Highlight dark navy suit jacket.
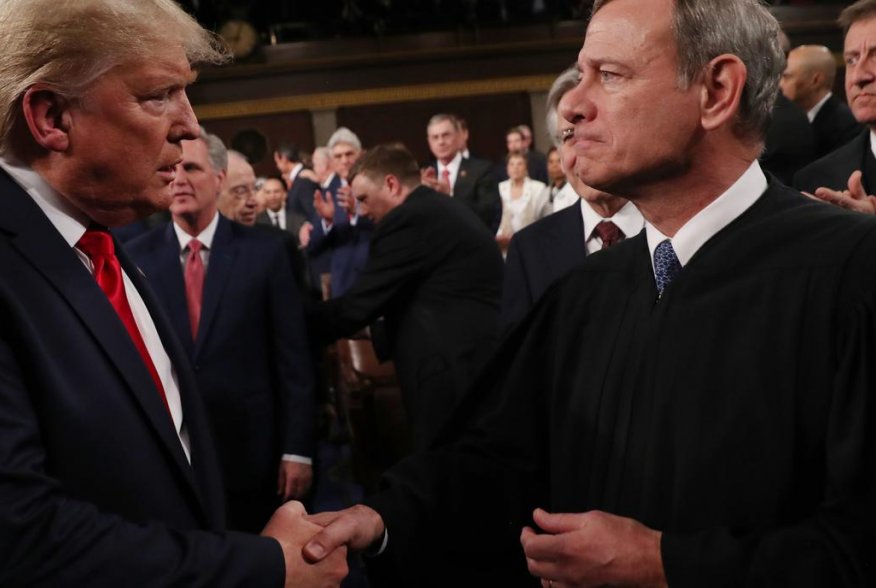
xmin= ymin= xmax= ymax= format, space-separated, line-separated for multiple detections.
xmin=501 ymin=202 xmax=587 ymax=328
xmin=305 ymin=174 xmax=372 ymax=298
xmin=127 ymin=216 xmax=314 ymax=496
xmin=0 ymin=170 xmax=282 ymax=585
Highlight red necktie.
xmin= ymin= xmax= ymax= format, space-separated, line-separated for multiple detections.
xmin=184 ymin=239 xmax=205 ymax=339
xmin=76 ymin=226 xmax=170 ymax=415
xmin=594 ymin=220 xmax=624 ymax=249
xmin=440 ymin=168 xmax=451 ymax=185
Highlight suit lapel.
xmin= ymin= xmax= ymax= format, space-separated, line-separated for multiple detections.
xmin=453 ymin=158 xmax=474 ymax=199
xmin=547 ymin=203 xmax=587 ymax=271
xmin=0 ymin=175 xmax=209 ymax=517
xmin=145 ymin=224 xmax=195 ymax=356
xmin=194 ymin=216 xmax=236 ymax=359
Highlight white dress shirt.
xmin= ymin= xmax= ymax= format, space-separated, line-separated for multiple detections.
xmin=437 ymin=151 xmax=463 ymax=195
xmin=551 ymin=182 xmax=580 ymax=212
xmin=581 ymin=200 xmax=645 ymax=255
xmin=173 ymin=213 xmax=311 ymax=466
xmin=807 ymin=92 xmax=832 ymax=123
xmin=0 ymin=156 xmax=192 ymax=462
xmin=645 ymin=160 xmax=767 ymax=276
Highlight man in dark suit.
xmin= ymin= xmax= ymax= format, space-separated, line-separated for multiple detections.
xmin=305 ymin=1 xmax=876 ymax=586
xmin=128 ymin=130 xmax=315 ymax=534
xmin=304 ymin=127 xmax=373 ymax=298
xmin=256 ymin=176 xmax=302 ymax=232
xmin=759 ymin=92 xmax=816 ymax=184
xmin=781 ymin=44 xmax=863 ymax=159
xmin=0 ymin=0 xmax=346 ymax=585
xmin=502 ymin=67 xmax=644 ymax=328
xmin=308 ymin=143 xmax=503 ymax=453
xmin=793 ymin=7 xmax=876 ymax=210
xmin=423 ymin=113 xmax=502 ymax=232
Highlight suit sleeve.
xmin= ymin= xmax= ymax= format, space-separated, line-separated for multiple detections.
xmin=500 ymin=234 xmax=535 ymax=329
xmin=307 ymin=209 xmax=425 ymax=344
xmin=473 ymin=168 xmax=502 ymax=233
xmin=0 ymin=329 xmax=285 ymax=587
xmin=267 ymin=243 xmax=316 ymax=459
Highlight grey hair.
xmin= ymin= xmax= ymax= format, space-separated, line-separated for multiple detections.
xmin=427 ymin=113 xmax=460 ymax=131
xmin=593 ymin=0 xmax=784 ymax=139
xmin=327 ymin=127 xmax=362 ymax=151
xmin=545 ymin=67 xmax=580 ymax=147
xmin=199 ymin=126 xmax=228 ymax=172
xmin=0 ymin=0 xmax=229 ymax=156
xmin=839 ymin=0 xmax=876 ymax=33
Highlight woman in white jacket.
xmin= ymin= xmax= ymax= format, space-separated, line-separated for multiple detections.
xmin=496 ymin=151 xmax=549 ymax=255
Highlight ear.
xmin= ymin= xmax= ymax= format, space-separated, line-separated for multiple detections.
xmin=699 ymin=54 xmax=747 ymax=132
xmin=385 ymin=174 xmax=401 ymax=195
xmin=22 ymin=86 xmax=73 ymax=152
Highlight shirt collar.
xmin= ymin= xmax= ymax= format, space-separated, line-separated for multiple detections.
xmin=869 ymin=130 xmax=876 ymax=162
xmin=645 ymin=160 xmax=767 ymax=269
xmin=289 ymin=163 xmax=303 ymax=183
xmin=807 ymin=91 xmax=832 ymax=122
xmin=0 ymin=155 xmax=90 ymax=247
xmin=438 ymin=151 xmax=462 ymax=175
xmin=580 ymin=199 xmax=645 ymax=242
xmin=173 ymin=211 xmax=219 ymax=251
xmin=322 ymin=172 xmax=336 ymax=189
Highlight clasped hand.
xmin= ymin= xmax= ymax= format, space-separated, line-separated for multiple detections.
xmin=520 ymin=509 xmax=667 ymax=588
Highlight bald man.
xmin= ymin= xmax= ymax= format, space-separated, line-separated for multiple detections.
xmin=781 ymin=44 xmax=863 ymax=157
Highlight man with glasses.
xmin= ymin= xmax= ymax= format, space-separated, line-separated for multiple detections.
xmin=218 ymin=150 xmax=260 ymax=226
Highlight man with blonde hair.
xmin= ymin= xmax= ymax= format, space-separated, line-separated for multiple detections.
xmin=0 ymin=0 xmax=346 ymax=585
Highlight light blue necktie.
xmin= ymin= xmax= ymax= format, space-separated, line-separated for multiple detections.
xmin=654 ymin=239 xmax=682 ymax=297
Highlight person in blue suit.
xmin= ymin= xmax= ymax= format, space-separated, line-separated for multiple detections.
xmin=127 ymin=129 xmax=316 ymax=534
xmin=0 ymin=1 xmax=345 ymax=585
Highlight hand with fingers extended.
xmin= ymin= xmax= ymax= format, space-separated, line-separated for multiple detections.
xmin=336 ymin=184 xmax=357 ymax=217
xmin=313 ymin=189 xmax=336 ymax=223
xmin=277 ymin=461 xmax=313 ymax=501
xmin=808 ymin=170 xmax=876 ymax=215
xmin=261 ymin=501 xmax=349 ymax=588
xmin=299 ymin=222 xmax=313 ymax=248
xmin=520 ymin=508 xmax=666 ymax=588
xmin=420 ymin=167 xmax=452 ymax=195
xmin=302 ymin=505 xmax=386 ymax=562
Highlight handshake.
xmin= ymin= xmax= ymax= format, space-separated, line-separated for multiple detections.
xmin=261 ymin=502 xmax=385 ymax=588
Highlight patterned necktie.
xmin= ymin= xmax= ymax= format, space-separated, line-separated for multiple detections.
xmin=653 ymin=239 xmax=682 ymax=297
xmin=76 ymin=226 xmax=170 ymax=414
xmin=184 ymin=239 xmax=205 ymax=339
xmin=594 ymin=220 xmax=624 ymax=249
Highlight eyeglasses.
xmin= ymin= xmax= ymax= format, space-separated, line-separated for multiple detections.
xmin=228 ymin=184 xmax=255 ymax=201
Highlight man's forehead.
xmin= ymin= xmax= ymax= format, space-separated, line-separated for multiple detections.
xmin=846 ymin=15 xmax=876 ymax=49
xmin=332 ymin=143 xmax=357 ymax=155
xmin=582 ymin=0 xmax=670 ymax=62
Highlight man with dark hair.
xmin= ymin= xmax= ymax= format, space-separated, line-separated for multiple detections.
xmin=0 ymin=0 xmax=346 ymax=585
xmin=303 ymin=0 xmax=876 ymax=586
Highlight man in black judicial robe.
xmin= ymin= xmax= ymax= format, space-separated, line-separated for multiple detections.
xmin=300 ymin=0 xmax=876 ymax=586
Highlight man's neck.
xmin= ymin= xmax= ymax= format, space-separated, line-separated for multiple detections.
xmin=624 ymin=145 xmax=760 ymax=237
xmin=174 ymin=208 xmax=216 ymax=237
xmin=801 ymin=89 xmax=829 ymax=114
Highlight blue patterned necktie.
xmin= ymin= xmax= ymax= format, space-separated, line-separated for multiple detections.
xmin=654 ymin=239 xmax=682 ymax=297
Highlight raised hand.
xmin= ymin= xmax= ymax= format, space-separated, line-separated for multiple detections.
xmin=809 ymin=170 xmax=876 ymax=215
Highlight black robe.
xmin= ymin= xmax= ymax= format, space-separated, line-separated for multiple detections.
xmin=366 ymin=181 xmax=876 ymax=587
